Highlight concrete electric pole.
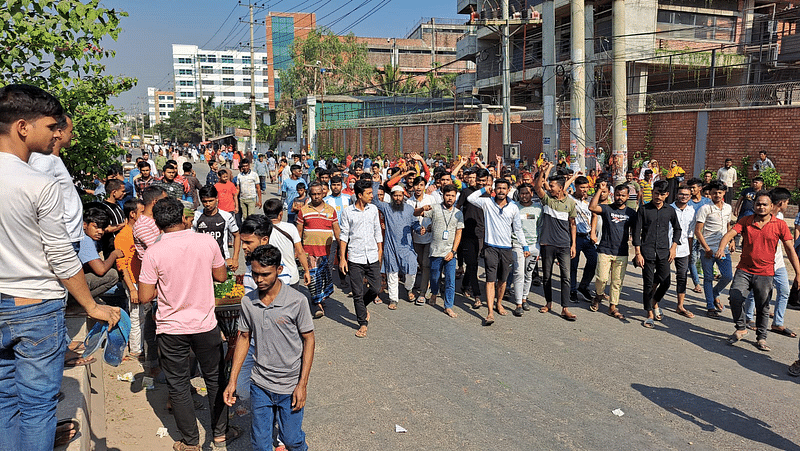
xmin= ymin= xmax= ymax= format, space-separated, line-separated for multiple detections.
xmin=570 ymin=0 xmax=586 ymax=173
xmin=196 ymin=55 xmax=206 ymax=142
xmin=249 ymin=2 xmax=257 ymax=155
xmin=612 ymin=0 xmax=627 ymax=184
xmin=542 ymin=0 xmax=557 ymax=163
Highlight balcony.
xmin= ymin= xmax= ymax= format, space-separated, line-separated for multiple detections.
xmin=457 ymin=0 xmax=477 ymax=15
xmin=456 ymin=32 xmax=478 ymax=61
xmin=456 ymin=72 xmax=476 ymax=94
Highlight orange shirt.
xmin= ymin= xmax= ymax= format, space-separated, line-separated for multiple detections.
xmin=114 ymin=224 xmax=141 ymax=285
xmin=215 ymin=181 xmax=238 ymax=212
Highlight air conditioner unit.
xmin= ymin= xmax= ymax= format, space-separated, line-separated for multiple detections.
xmin=504 ymin=143 xmax=520 ymax=160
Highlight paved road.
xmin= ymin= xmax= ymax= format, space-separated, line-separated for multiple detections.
xmin=111 ymin=150 xmax=800 ymax=450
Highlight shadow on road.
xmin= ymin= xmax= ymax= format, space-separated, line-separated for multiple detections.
xmin=632 ymin=384 xmax=800 ymax=451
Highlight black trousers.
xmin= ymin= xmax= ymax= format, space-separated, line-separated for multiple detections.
xmin=541 ymin=245 xmax=571 ymax=307
xmin=460 ymin=237 xmax=482 ymax=296
xmin=673 ymin=255 xmax=689 ymax=294
xmin=157 ymin=327 xmax=228 ymax=446
xmin=643 ymin=254 xmax=671 ymax=312
xmin=348 ymin=260 xmax=381 ymax=326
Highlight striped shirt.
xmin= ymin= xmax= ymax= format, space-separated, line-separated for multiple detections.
xmin=297 ymin=203 xmax=338 ymax=257
xmin=539 ymin=193 xmax=577 ymax=248
xmin=133 ymin=215 xmax=160 ymax=257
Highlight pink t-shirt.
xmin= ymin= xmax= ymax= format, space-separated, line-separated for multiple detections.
xmin=139 ymin=229 xmax=225 ymax=335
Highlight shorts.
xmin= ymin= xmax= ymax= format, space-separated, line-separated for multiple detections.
xmin=483 ymin=246 xmax=513 ymax=283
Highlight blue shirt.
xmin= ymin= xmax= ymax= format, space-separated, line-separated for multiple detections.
xmin=281 ymin=177 xmax=305 ymax=211
xmin=77 ymin=234 xmax=101 ymax=265
xmin=689 ymin=197 xmax=712 ymax=212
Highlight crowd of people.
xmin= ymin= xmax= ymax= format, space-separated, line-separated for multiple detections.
xmin=3 ymin=81 xmax=800 ymax=451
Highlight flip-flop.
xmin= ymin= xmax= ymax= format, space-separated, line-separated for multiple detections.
xmin=561 ymin=312 xmax=577 ymax=321
xmin=213 ymin=425 xmax=242 ymax=448
xmin=483 ymin=317 xmax=495 ymax=326
xmin=64 ymin=356 xmax=96 ymax=368
xmin=103 ymin=310 xmax=131 ymax=367
xmin=771 ymin=326 xmax=797 ymax=338
xmin=355 ymin=327 xmax=368 ymax=338
xmin=54 ymin=419 xmax=80 ymax=448
xmin=82 ymin=322 xmax=109 ymax=360
xmin=714 ymin=300 xmax=725 ymax=312
xmin=755 ymin=340 xmax=771 ymax=352
xmin=538 ymin=306 xmax=550 ymax=313
xmin=654 ymin=308 xmax=663 ymax=321
xmin=727 ymin=331 xmax=747 ymax=344
xmin=642 ymin=318 xmax=655 ymax=329
xmin=607 ymin=308 xmax=624 ymax=320
xmin=746 ymin=321 xmax=757 ymax=331
xmin=676 ymin=309 xmax=694 ymax=318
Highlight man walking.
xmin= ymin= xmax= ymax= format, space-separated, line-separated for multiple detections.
xmin=633 ymin=181 xmax=681 ymax=329
xmin=0 ymin=84 xmax=121 ymax=451
xmin=139 ymin=197 xmax=240 ymax=450
xmin=511 ymin=183 xmax=541 ymax=316
xmin=588 ymin=181 xmax=636 ymax=320
xmin=534 ymin=161 xmax=578 ymax=321
xmin=339 ymin=180 xmax=383 ymax=338
xmin=407 ymin=176 xmax=434 ymax=304
xmin=282 ymin=164 xmax=304 ymax=223
xmin=569 ymin=175 xmax=598 ymax=303
xmin=687 ymin=177 xmax=712 ymax=293
xmin=237 ymin=159 xmax=262 ymax=218
xmin=694 ymin=180 xmax=734 ymax=318
xmin=670 ymin=186 xmax=696 ymax=318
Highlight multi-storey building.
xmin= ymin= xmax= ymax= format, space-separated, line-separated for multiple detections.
xmin=171 ymin=44 xmax=270 ymax=109
xmin=265 ymin=12 xmax=317 ymax=110
xmin=147 ymin=87 xmax=175 ymax=125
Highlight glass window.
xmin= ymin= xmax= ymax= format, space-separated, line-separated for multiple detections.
xmin=159 ymin=104 xmax=166 ymax=108
xmin=262 ymin=68 xmax=269 ymax=76
xmin=201 ymin=66 xmax=214 ymax=74
xmin=222 ymin=67 xmax=235 ymax=75
xmin=243 ymin=78 xmax=251 ymax=86
xmin=167 ymin=104 xmax=174 ymax=108
xmin=262 ymin=57 xmax=269 ymax=65
xmin=177 ymin=57 xmax=192 ymax=64
xmin=222 ymin=78 xmax=235 ymax=86
xmin=158 ymin=95 xmax=166 ymax=100
xmin=179 ymin=80 xmax=193 ymax=86
xmin=242 ymin=56 xmax=251 ymax=65
xmin=223 ymin=92 xmax=235 ymax=97
xmin=207 ymin=55 xmax=217 ymax=63
xmin=178 ymin=69 xmax=192 ymax=75
xmin=198 ymin=55 xmax=207 ymax=62
xmin=221 ymin=55 xmax=234 ymax=63
xmin=202 ymin=79 xmax=215 ymax=85
xmin=180 ymin=92 xmax=195 ymax=98
xmin=166 ymin=96 xmax=173 ymax=100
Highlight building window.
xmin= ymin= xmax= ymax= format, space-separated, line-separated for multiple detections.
xmin=198 ymin=54 xmax=207 ymax=62
xmin=160 ymin=112 xmax=167 ymax=116
xmin=179 ymin=80 xmax=193 ymax=86
xmin=222 ymin=66 xmax=235 ymax=75
xmin=202 ymin=79 xmax=215 ymax=85
xmin=159 ymin=104 xmax=166 ymax=108
xmin=263 ymin=80 xmax=269 ymax=87
xmin=243 ymin=78 xmax=251 ymax=86
xmin=223 ymin=92 xmax=235 ymax=97
xmin=222 ymin=78 xmax=235 ymax=86
xmin=207 ymin=55 xmax=217 ymax=63
xmin=656 ymin=10 xmax=735 ymax=41
xmin=262 ymin=57 xmax=269 ymax=65
xmin=262 ymin=68 xmax=269 ymax=76
xmin=178 ymin=69 xmax=193 ymax=75
xmin=272 ymin=16 xmax=295 ymax=72
xmin=221 ymin=55 xmax=234 ymax=63
xmin=158 ymin=95 xmax=166 ymax=100
xmin=178 ymin=57 xmax=192 ymax=64
xmin=201 ymin=66 xmax=214 ymax=74
xmin=180 ymin=92 xmax=195 ymax=98
xmin=166 ymin=96 xmax=173 ymax=100
xmin=167 ymin=104 xmax=174 ymax=108
xmin=242 ymin=56 xmax=251 ymax=65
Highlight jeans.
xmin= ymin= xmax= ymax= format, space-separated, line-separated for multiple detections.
xmin=387 ymin=272 xmax=416 ymax=303
xmin=701 ymin=253 xmax=733 ymax=311
xmin=595 ymin=253 xmax=628 ymax=305
xmin=250 ymin=384 xmax=307 ymax=451
xmin=140 ymin=301 xmax=158 ymax=370
xmin=689 ymin=241 xmax=702 ymax=287
xmin=642 ymin=254 xmax=671 ymax=312
xmin=729 ymin=269 xmax=773 ymax=341
xmin=0 ymin=297 xmax=66 ymax=451
xmin=236 ymin=344 xmax=256 ymax=402
xmin=124 ymin=285 xmax=143 ymax=355
xmin=259 ymin=176 xmax=267 ymax=192
xmin=745 ymin=266 xmax=790 ymax=326
xmin=348 ymin=260 xmax=381 ymax=326
xmin=541 ymin=245 xmax=571 ymax=307
xmin=413 ymin=242 xmax=431 ymax=297
xmin=570 ymin=235 xmax=598 ymax=293
xmin=512 ymin=247 xmax=536 ymax=305
xmin=157 ymin=327 xmax=228 ymax=446
xmin=430 ymin=257 xmax=456 ymax=309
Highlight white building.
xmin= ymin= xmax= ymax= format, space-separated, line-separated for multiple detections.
xmin=172 ymin=44 xmax=270 ymax=108
xmin=147 ymin=87 xmax=175 ymax=125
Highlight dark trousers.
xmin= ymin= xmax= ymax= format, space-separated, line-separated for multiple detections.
xmin=348 ymin=260 xmax=381 ymax=327
xmin=541 ymin=245 xmax=571 ymax=307
xmin=642 ymin=254 xmax=671 ymax=312
xmin=730 ymin=269 xmax=774 ymax=341
xmin=673 ymin=255 xmax=689 ymax=294
xmin=570 ymin=235 xmax=597 ymax=293
xmin=157 ymin=327 xmax=228 ymax=446
xmin=460 ymin=237 xmax=482 ymax=296
xmin=725 ymin=187 xmax=734 ymax=205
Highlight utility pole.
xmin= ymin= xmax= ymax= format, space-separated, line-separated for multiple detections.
xmin=542 ymin=0 xmax=557 ymax=163
xmin=612 ymin=0 xmax=627 ymax=184
xmin=249 ymin=2 xmax=257 ymax=155
xmin=197 ymin=54 xmax=206 ymax=142
xmin=501 ymin=1 xmax=511 ymax=150
xmin=570 ymin=0 xmax=586 ymax=172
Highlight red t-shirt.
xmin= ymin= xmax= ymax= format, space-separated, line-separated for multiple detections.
xmin=297 ymin=203 xmax=338 ymax=256
xmin=215 ymin=181 xmax=238 ymax=212
xmin=733 ymin=214 xmax=792 ymax=276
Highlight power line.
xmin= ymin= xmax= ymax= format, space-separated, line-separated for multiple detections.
xmin=200 ymin=4 xmax=239 ymax=48
xmin=339 ymin=0 xmax=393 ymax=34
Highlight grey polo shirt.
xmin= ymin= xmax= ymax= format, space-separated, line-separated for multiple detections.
xmin=239 ymin=282 xmax=314 ymax=394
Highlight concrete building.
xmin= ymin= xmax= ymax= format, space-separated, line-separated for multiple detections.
xmin=171 ymin=44 xmax=270 ymax=108
xmin=456 ymin=0 xmax=796 ymax=113
xmin=147 ymin=87 xmax=175 ymax=125
xmin=265 ymin=12 xmax=317 ymax=110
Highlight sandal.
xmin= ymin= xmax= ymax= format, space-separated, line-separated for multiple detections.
xmin=746 ymin=321 xmax=757 ymax=331
xmin=714 ymin=299 xmax=725 ymax=312
xmin=173 ymin=442 xmax=201 ymax=451
xmin=54 ymin=419 xmax=80 ymax=448
xmin=676 ymin=309 xmax=694 ymax=318
xmin=642 ymin=318 xmax=655 ymax=329
xmin=590 ymin=298 xmax=600 ymax=312
xmin=692 ymin=285 xmax=703 ymax=293
xmin=727 ymin=330 xmax=747 ymax=344
xmin=560 ymin=311 xmax=577 ymax=322
xmin=754 ymin=340 xmax=771 ymax=352
xmin=654 ymin=308 xmax=663 ymax=321
xmin=355 ymin=327 xmax=368 ymax=338
xmin=388 ymin=301 xmax=397 ymax=310
xmin=538 ymin=305 xmax=551 ymax=314
xmin=771 ymin=326 xmax=797 ymax=338
xmin=707 ymin=310 xmax=719 ymax=318
xmin=483 ymin=316 xmax=495 ymax=326
xmin=213 ymin=425 xmax=242 ymax=448
xmin=472 ymin=298 xmax=482 ymax=309
xmin=607 ymin=308 xmax=624 ymax=320
xmin=64 ymin=355 xmax=95 ymax=368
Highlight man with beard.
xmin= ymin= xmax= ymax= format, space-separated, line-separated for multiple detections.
xmin=297 ymin=182 xmax=340 ymax=318
xmin=457 ymin=168 xmax=489 ymax=308
xmin=373 ymin=183 xmax=422 ymax=309
xmin=467 ymin=179 xmax=529 ymax=325
xmin=153 ymin=162 xmax=186 ymax=200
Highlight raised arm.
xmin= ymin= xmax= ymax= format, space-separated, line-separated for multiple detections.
xmin=588 ymin=180 xmax=607 ymax=214
xmin=534 ymin=161 xmax=553 ymax=200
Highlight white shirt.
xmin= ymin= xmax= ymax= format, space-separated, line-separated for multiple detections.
xmin=0 ymin=153 xmax=82 ymax=299
xmin=406 ymin=193 xmax=434 ymax=245
xmin=670 ymin=202 xmax=696 ymax=258
xmin=569 ymin=194 xmax=592 ymax=235
xmin=269 ymin=222 xmax=301 ymax=284
xmin=339 ymin=203 xmax=383 ymax=264
xmin=28 ymin=153 xmax=84 ymax=242
xmin=237 ymin=170 xmax=260 ymax=200
xmin=696 ymin=202 xmax=733 ymax=252
xmin=717 ymin=166 xmax=737 ymax=189
xmin=466 ymin=188 xmax=528 ymax=251
xmin=774 ymin=212 xmax=786 ymax=270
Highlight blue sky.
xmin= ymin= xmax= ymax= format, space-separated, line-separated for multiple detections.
xmin=98 ymin=0 xmax=456 ymax=111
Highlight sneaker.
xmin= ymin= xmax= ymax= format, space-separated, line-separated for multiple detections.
xmin=570 ymin=291 xmax=580 ymax=304
xmin=578 ymin=287 xmax=596 ymax=302
xmin=789 ymin=360 xmax=800 ymax=377
xmin=513 ymin=306 xmax=523 ymax=317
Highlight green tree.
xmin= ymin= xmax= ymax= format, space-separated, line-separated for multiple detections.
xmin=0 ymin=0 xmax=135 ymax=176
xmin=375 ymin=63 xmax=418 ymax=96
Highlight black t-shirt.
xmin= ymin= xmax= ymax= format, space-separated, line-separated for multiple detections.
xmin=739 ymin=188 xmax=757 ymax=214
xmin=597 ymin=204 xmax=637 ymax=256
xmin=86 ymin=201 xmax=125 ymax=255
xmin=457 ymin=186 xmax=486 ymax=240
xmin=193 ymin=210 xmax=237 ymax=259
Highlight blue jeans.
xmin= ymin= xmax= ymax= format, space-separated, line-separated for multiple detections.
xmin=250 ymin=384 xmax=307 ymax=451
xmin=430 ymin=256 xmax=456 ymax=309
xmin=689 ymin=241 xmax=701 ymax=287
xmin=701 ymin=253 xmax=732 ymax=311
xmin=236 ymin=344 xmax=256 ymax=401
xmin=745 ymin=266 xmax=790 ymax=326
xmin=0 ymin=297 xmax=67 ymax=451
